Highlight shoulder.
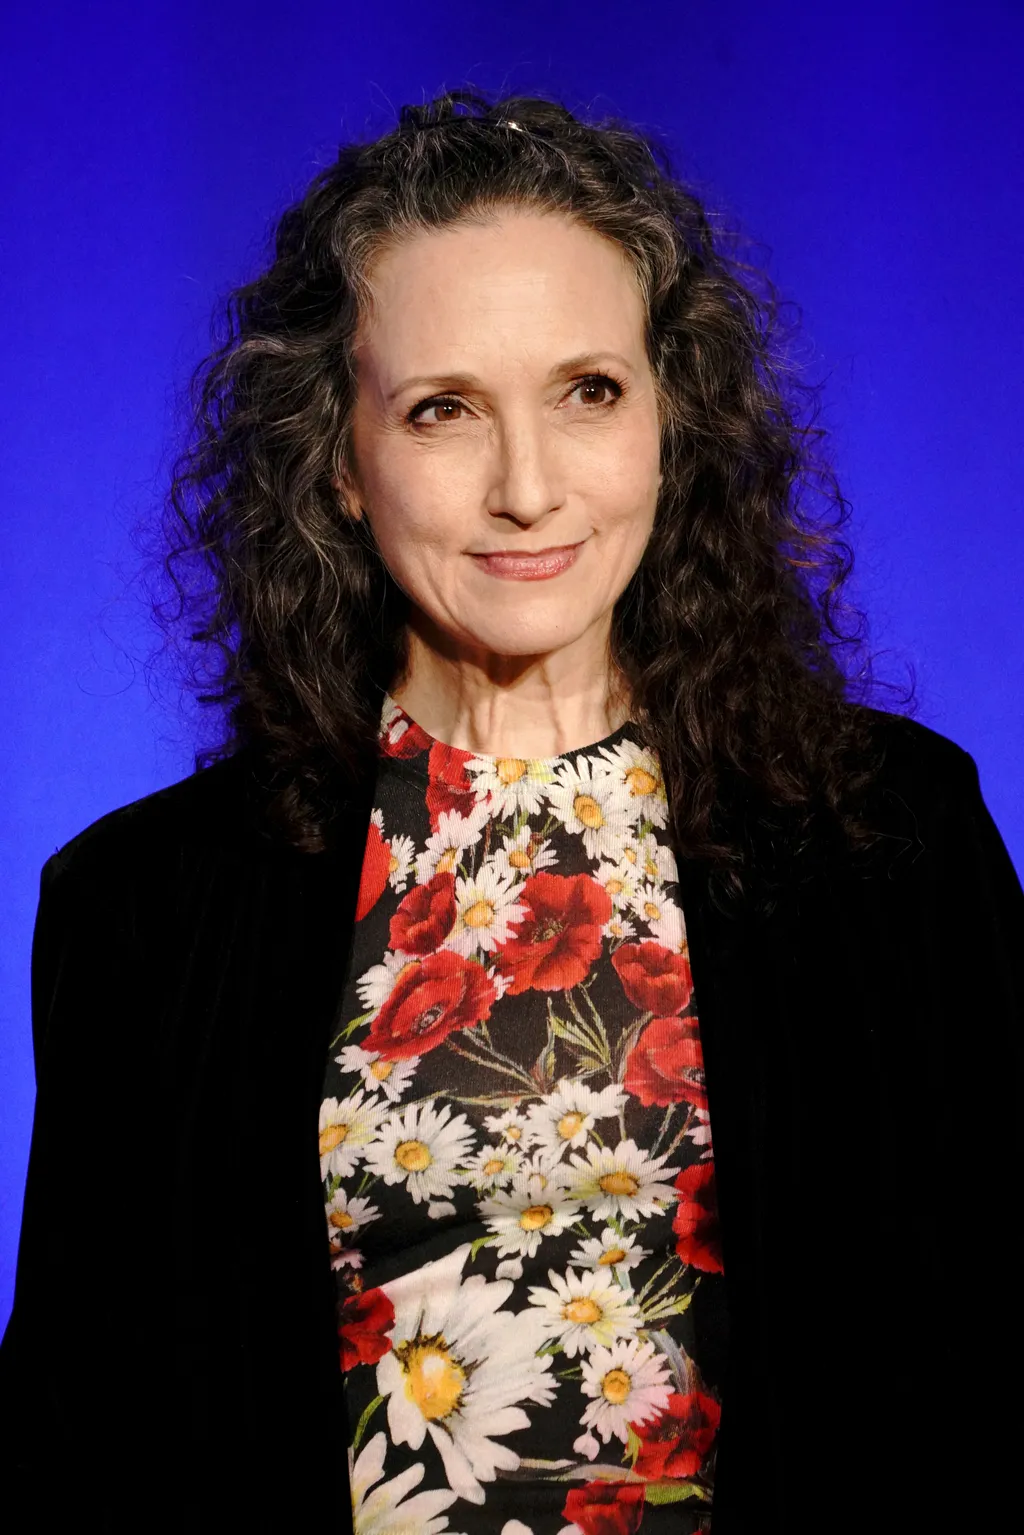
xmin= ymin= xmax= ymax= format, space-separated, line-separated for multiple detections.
xmin=834 ymin=706 xmax=1002 ymax=885
xmin=857 ymin=706 xmax=980 ymax=808
xmin=41 ymin=748 xmax=275 ymax=896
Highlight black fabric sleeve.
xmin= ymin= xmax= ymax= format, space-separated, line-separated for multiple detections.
xmin=0 ymin=850 xmax=155 ymax=1528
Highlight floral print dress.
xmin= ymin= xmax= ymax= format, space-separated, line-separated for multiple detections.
xmin=320 ymin=697 xmax=728 ymax=1535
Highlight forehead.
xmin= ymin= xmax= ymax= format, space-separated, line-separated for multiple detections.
xmin=355 ymin=210 xmax=646 ymax=367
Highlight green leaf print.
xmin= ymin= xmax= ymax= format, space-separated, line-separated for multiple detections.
xmin=329 ymin=1009 xmax=376 ymax=1049
xmin=644 ymin=1480 xmax=708 ymax=1506
xmin=350 ymin=1394 xmax=384 ymax=1453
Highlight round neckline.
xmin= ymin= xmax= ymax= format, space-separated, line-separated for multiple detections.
xmin=379 ymin=692 xmax=643 ymax=778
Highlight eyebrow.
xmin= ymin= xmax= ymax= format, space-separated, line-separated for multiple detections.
xmin=386 ymin=351 xmax=636 ymax=404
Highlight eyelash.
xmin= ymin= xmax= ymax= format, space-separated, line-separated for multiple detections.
xmin=406 ymin=372 xmax=626 ymax=427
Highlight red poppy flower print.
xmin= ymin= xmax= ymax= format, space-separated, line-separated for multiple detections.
xmin=380 ymin=714 xmax=432 ymax=759
xmin=562 ymin=1481 xmax=645 ymax=1535
xmin=494 ymin=872 xmax=612 ymax=994
xmin=425 ymin=741 xmax=478 ymax=830
xmin=389 ymin=871 xmax=457 ymax=954
xmin=338 ymin=1287 xmax=395 ymax=1371
xmin=633 ymin=1390 xmax=721 ymax=1479
xmin=612 ymin=941 xmax=693 ymax=1015
xmin=623 ymin=1015 xmax=708 ymax=1109
xmin=355 ymin=820 xmax=391 ymax=921
xmin=365 ymin=950 xmax=497 ymax=1059
xmin=672 ymin=1162 xmax=724 ymax=1273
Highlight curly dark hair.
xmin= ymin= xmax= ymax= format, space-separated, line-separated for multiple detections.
xmin=153 ymin=86 xmax=898 ymax=897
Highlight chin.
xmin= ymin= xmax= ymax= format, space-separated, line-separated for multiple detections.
xmin=457 ymin=615 xmax=596 ymax=659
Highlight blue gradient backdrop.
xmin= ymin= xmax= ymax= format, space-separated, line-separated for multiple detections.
xmin=3 ymin=1 xmax=1022 ymax=1329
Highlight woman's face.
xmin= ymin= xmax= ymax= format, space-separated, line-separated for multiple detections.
xmin=344 ymin=208 xmax=662 ymax=672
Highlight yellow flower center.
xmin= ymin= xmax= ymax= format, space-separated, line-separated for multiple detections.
xmin=599 ymin=1246 xmax=628 ymax=1266
xmin=519 ymin=1204 xmax=554 ymax=1231
xmin=644 ymin=901 xmax=661 ymax=921
xmin=622 ymin=846 xmax=638 ymax=864
xmin=496 ymin=758 xmax=528 ymax=785
xmin=557 ymin=1111 xmax=586 ymax=1141
xmin=563 ymin=1297 xmax=602 ymax=1325
xmin=329 ymin=1210 xmax=354 ymax=1230
xmin=505 ymin=1125 xmax=523 ymax=1142
xmin=369 ymin=1058 xmax=394 ymax=1081
xmin=602 ymin=1368 xmax=633 ymax=1405
xmin=464 ymin=898 xmax=496 ymax=929
xmin=482 ymin=1157 xmax=505 ymax=1176
xmin=609 ymin=922 xmax=624 ymax=938
xmin=400 ymin=1340 xmax=466 ymax=1422
xmin=626 ymin=765 xmax=659 ymax=797
xmin=605 ymin=877 xmax=624 ymax=895
xmin=645 ymin=858 xmax=659 ymax=879
xmin=574 ymin=793 xmax=604 ymax=830
xmin=388 ymin=852 xmax=400 ymax=874
xmin=599 ymin=1170 xmax=640 ymax=1197
xmin=436 ymin=848 xmax=458 ymax=873
xmin=509 ymin=849 xmax=532 ymax=870
xmin=319 ymin=1123 xmax=349 ymax=1154
xmin=395 ymin=1139 xmax=432 ymax=1173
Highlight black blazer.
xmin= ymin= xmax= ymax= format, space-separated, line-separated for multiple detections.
xmin=2 ymin=709 xmax=1021 ymax=1533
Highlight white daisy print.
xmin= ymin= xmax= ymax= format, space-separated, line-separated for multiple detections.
xmin=387 ymin=833 xmax=416 ymax=893
xmin=490 ymin=826 xmax=558 ymax=884
xmin=602 ymin=913 xmax=637 ymax=942
xmin=578 ymin=1337 xmax=673 ymax=1444
xmin=544 ymin=757 xmax=633 ymax=862
xmin=325 ymin=1188 xmax=381 ymax=1251
xmin=528 ymin=1266 xmax=642 ymax=1357
xmin=477 ymin=1171 xmax=580 ymax=1259
xmin=365 ymin=1101 xmax=476 ymax=1205
xmin=615 ymin=830 xmax=678 ymax=885
xmin=331 ymin=1246 xmax=364 ymax=1273
xmin=463 ymin=754 xmax=556 ymax=818
xmin=593 ymin=857 xmax=639 ymax=909
xmin=514 ymin=1146 xmax=569 ymax=1184
xmin=415 ymin=803 xmax=491 ymax=884
xmin=526 ymin=1079 xmax=626 ymax=1158
xmin=688 ymin=1106 xmax=714 ymax=1157
xmin=482 ymin=1108 xmax=535 ymax=1149
xmin=319 ymin=1092 xmax=381 ymax=1180
xmin=349 ymin=1431 xmax=459 ymax=1535
xmin=460 ymin=1143 xmax=523 ymax=1191
xmin=567 ymin=1226 xmax=652 ymax=1280
xmin=630 ymin=881 xmax=686 ymax=949
xmin=378 ymin=695 xmax=419 ymax=755
xmin=378 ymin=1244 xmax=556 ymax=1505
xmin=335 ymin=1044 xmax=419 ymax=1103
xmin=444 ymin=865 xmax=526 ymax=956
xmin=566 ymin=1139 xmax=680 ymax=1222
xmin=594 ymin=739 xmax=669 ymax=829
xmin=356 ymin=950 xmax=413 ymax=1014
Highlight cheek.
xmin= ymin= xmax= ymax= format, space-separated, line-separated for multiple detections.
xmin=595 ymin=466 xmax=660 ymax=545
xmin=365 ymin=473 xmax=465 ymax=589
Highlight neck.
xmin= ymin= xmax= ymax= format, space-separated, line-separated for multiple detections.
xmin=389 ymin=623 xmax=632 ymax=757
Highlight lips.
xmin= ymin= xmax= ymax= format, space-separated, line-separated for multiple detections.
xmin=469 ymin=542 xmax=583 ymax=580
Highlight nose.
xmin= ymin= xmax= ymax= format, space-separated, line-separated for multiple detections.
xmin=485 ymin=409 xmax=565 ymax=526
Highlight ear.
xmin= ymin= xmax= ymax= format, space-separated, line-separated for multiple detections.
xmin=331 ymin=461 xmax=364 ymax=523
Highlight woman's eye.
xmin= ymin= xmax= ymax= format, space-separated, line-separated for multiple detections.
xmin=569 ymin=374 xmax=623 ymax=408
xmin=408 ymin=396 xmax=464 ymax=426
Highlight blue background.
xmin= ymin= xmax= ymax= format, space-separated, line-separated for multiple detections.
xmin=3 ymin=0 xmax=1021 ymax=1330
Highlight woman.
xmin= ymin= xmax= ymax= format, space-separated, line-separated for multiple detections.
xmin=2 ymin=89 xmax=1020 ymax=1534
